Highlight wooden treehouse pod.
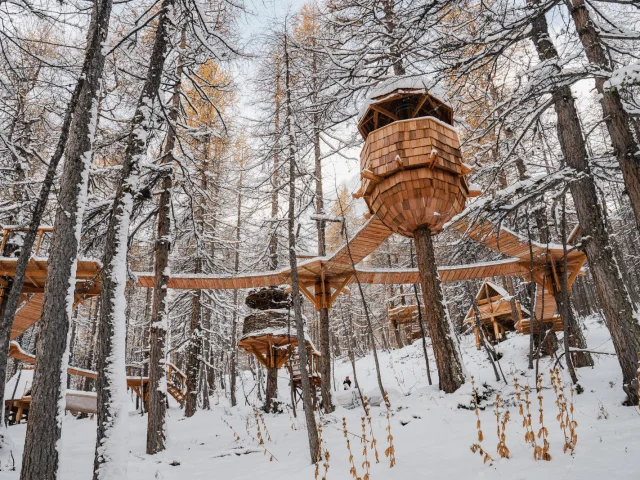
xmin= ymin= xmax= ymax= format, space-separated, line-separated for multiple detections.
xmin=238 ymin=287 xmax=321 ymax=387
xmin=356 ymin=87 xmax=480 ymax=236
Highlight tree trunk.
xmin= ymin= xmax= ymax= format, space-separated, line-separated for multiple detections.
xmin=284 ymin=32 xmax=319 ymax=462
xmin=264 ymin=364 xmax=278 ymax=412
xmin=19 ymin=1 xmax=113 ymax=477
xmin=147 ymin=19 xmax=183 ymax=456
xmin=264 ymin=63 xmax=281 ymax=412
xmin=229 ymin=163 xmax=244 ymax=408
xmin=312 ymin=64 xmax=333 ymax=413
xmin=317 ymin=307 xmax=333 ymax=412
xmin=93 ymin=0 xmax=175 ymax=471
xmin=413 ymin=227 xmax=465 ymax=393
xmin=568 ymin=0 xmax=640 ymax=229
xmin=531 ymin=9 xmax=640 ymax=404
xmin=0 ymin=0 xmax=105 ymax=447
xmin=184 ymin=283 xmax=201 ymax=417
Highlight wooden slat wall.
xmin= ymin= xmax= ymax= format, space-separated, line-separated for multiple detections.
xmin=449 ymin=217 xmax=585 ymax=264
xmin=135 ymin=272 xmax=287 ymax=290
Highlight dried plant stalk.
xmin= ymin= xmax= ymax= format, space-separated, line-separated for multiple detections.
xmin=343 ymin=417 xmax=362 ymax=480
xmin=361 ymin=416 xmax=371 ymax=480
xmin=494 ymin=393 xmax=510 ymax=458
xmin=471 ymin=376 xmax=484 ymax=442
xmin=469 ymin=376 xmax=493 ymax=465
xmin=363 ymin=396 xmax=380 ymax=463
xmin=221 ymin=417 xmax=242 ymax=442
xmin=255 ymin=407 xmax=272 ymax=442
xmin=534 ymin=374 xmax=552 ymax=461
xmin=470 ymin=443 xmax=493 ymax=465
xmin=315 ymin=421 xmax=323 ymax=480
xmin=253 ymin=407 xmax=265 ymax=446
xmin=383 ymin=391 xmax=396 ymax=468
xmin=551 ymin=368 xmax=577 ymax=454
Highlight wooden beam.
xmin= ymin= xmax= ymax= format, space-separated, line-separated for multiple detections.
xmin=361 ymin=169 xmax=382 ymax=184
xmin=411 ymin=96 xmax=428 ymax=118
xmin=328 ymin=275 xmax=353 ymax=307
xmin=566 ymin=256 xmax=586 ymax=290
xmin=249 ymin=344 xmax=270 ymax=368
xmin=298 ymin=283 xmax=316 ymax=307
xmin=370 ymin=104 xmax=399 ymax=121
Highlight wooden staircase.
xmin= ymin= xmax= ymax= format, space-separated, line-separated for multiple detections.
xmin=126 ymin=363 xmax=187 ymax=405
xmin=288 ymin=349 xmax=321 ymax=389
xmin=166 ymin=363 xmax=187 ymax=404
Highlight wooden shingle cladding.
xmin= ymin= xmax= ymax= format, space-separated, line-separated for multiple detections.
xmin=357 ymin=116 xmax=474 ymax=236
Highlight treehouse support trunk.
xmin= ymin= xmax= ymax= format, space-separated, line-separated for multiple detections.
xmin=318 ymin=307 xmax=333 ymax=412
xmin=264 ymin=363 xmax=278 ymax=413
xmin=413 ymin=226 xmax=465 ymax=393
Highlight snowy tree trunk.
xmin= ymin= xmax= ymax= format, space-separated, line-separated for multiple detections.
xmin=314 ymin=103 xmax=333 ymax=413
xmin=531 ymin=8 xmax=640 ymax=405
xmin=229 ymin=173 xmax=243 ymax=409
xmin=284 ymin=31 xmax=319 ymax=462
xmin=93 ymin=0 xmax=176 ymax=468
xmin=568 ymin=0 xmax=640 ymax=230
xmin=264 ymin=366 xmax=278 ymax=412
xmin=264 ymin=65 xmax=281 ymax=412
xmin=0 ymin=6 xmax=101 ymax=454
xmin=185 ymin=266 xmax=202 ymax=417
xmin=413 ymin=227 xmax=465 ymax=393
xmin=147 ymin=11 xmax=182 ymax=456
xmin=19 ymin=0 xmax=113 ymax=477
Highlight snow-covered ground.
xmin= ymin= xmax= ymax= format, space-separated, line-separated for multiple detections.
xmin=1 ymin=315 xmax=638 ymax=479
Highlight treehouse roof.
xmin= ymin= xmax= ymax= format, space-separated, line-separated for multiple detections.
xmin=358 ymin=80 xmax=454 ymax=140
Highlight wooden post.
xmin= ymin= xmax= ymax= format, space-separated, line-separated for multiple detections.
xmin=492 ymin=318 xmax=500 ymax=342
xmin=473 ymin=326 xmax=480 ymax=350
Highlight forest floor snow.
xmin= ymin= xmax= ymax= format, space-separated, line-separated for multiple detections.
xmin=1 ymin=314 xmax=639 ymax=479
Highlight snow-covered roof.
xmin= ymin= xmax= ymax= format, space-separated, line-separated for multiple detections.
xmin=5 ymin=368 xmax=34 ymax=401
xmin=480 ymin=280 xmax=510 ymax=299
xmin=358 ymin=76 xmax=449 ymax=120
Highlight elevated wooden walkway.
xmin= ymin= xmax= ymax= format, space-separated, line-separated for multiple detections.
xmin=0 ymin=226 xmax=101 ymax=340
xmin=6 ymin=341 xmax=187 ymax=422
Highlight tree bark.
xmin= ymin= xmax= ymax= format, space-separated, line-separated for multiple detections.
xmin=264 ymin=62 xmax=281 ymax=412
xmin=568 ymin=0 xmax=640 ymax=229
xmin=313 ymin=95 xmax=333 ymax=413
xmin=413 ymin=227 xmax=465 ymax=393
xmin=284 ymin=32 xmax=319 ymax=462
xmin=0 ymin=0 xmax=104 ymax=442
xmin=229 ymin=165 xmax=244 ymax=408
xmin=264 ymin=364 xmax=278 ymax=412
xmin=19 ymin=0 xmax=113 ymax=477
xmin=184 ymin=274 xmax=201 ymax=417
xmin=531 ymin=8 xmax=640 ymax=404
xmin=147 ymin=18 xmax=182 ymax=455
xmin=93 ymin=0 xmax=176 ymax=471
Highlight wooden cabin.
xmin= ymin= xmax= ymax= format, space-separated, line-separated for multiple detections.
xmin=388 ymin=303 xmax=426 ymax=344
xmin=464 ymin=281 xmax=524 ymax=349
xmin=465 ymin=280 xmax=563 ymax=349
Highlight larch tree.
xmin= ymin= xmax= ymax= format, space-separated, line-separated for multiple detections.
xmin=92 ymin=0 xmax=180 ymax=473
xmin=19 ymin=0 xmax=114 ymax=477
xmin=284 ymin=28 xmax=320 ymax=463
